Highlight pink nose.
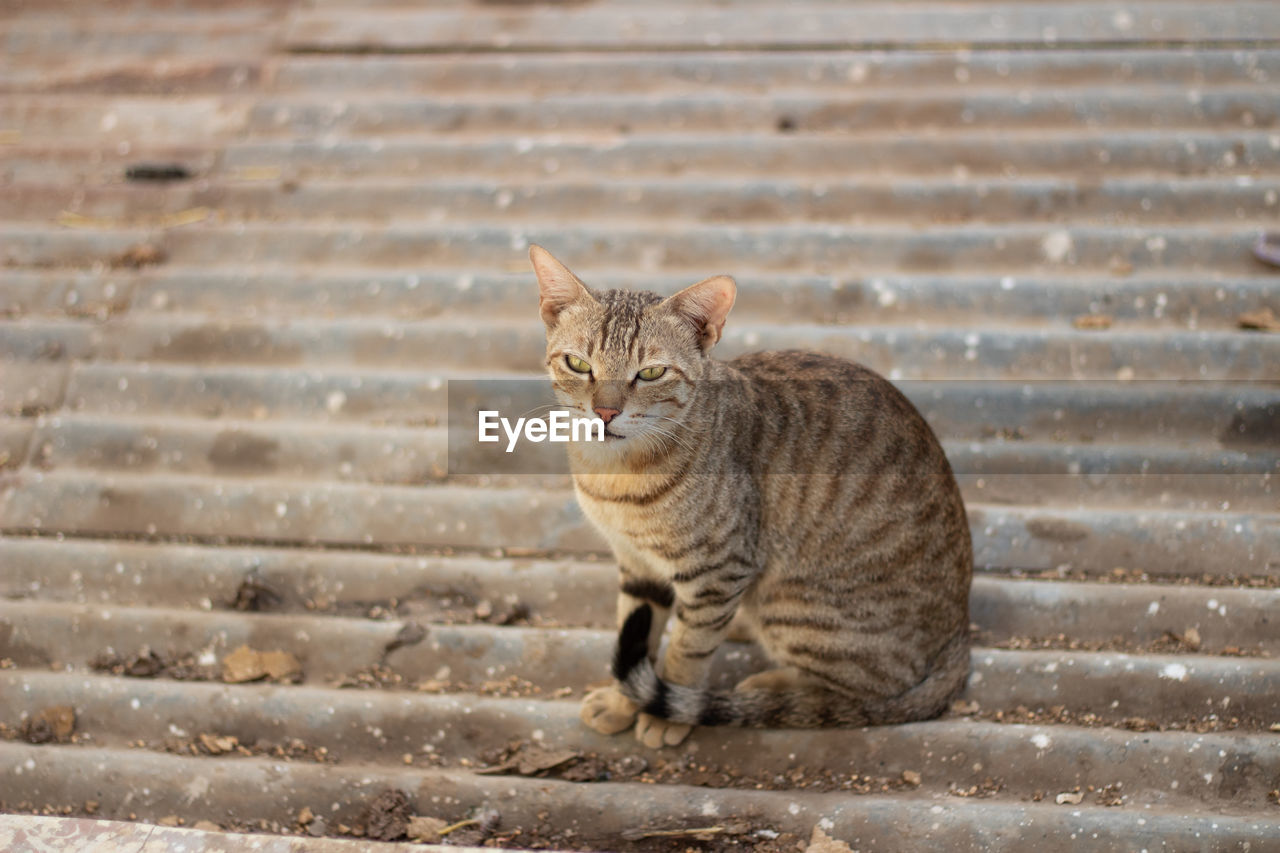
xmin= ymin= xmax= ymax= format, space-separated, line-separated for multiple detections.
xmin=593 ymin=407 xmax=621 ymax=424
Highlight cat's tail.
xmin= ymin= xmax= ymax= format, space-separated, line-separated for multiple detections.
xmin=612 ymin=605 xmax=969 ymax=728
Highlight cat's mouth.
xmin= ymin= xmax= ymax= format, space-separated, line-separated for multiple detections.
xmin=603 ymin=426 xmax=625 ymax=440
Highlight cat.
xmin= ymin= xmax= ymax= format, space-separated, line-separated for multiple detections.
xmin=530 ymin=244 xmax=972 ymax=749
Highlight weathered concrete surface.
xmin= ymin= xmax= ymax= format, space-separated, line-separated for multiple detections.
xmin=1 ymin=0 xmax=1278 ymax=850
xmin=3 ymin=744 xmax=1278 ymax=852
xmin=0 ymin=814 xmax=498 ymax=853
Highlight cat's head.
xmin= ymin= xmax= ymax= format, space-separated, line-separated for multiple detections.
xmin=530 ymin=244 xmax=735 ymax=465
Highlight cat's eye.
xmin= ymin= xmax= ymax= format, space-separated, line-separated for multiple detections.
xmin=636 ymin=365 xmax=667 ymax=381
xmin=565 ymin=354 xmax=592 ymax=374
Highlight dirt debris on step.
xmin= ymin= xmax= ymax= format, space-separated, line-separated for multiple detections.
xmin=975 ymin=629 xmax=1265 ymax=658
xmin=20 ymin=706 xmax=75 ymax=744
xmin=965 ymin=702 xmax=1265 ymax=734
xmin=360 ymin=787 xmax=411 ymax=842
xmin=90 ymin=647 xmax=219 ymax=681
xmin=124 ymin=163 xmax=193 ymax=182
xmin=165 ymin=733 xmax=332 ymax=764
xmin=196 ymin=733 xmax=238 ymax=755
xmin=333 ymin=664 xmax=406 ymax=689
xmin=231 ymin=569 xmax=283 ymax=612
xmin=383 ymin=620 xmax=426 ymax=654
xmin=109 ymin=244 xmax=165 ymax=269
xmin=948 ymin=778 xmax=1005 ymax=799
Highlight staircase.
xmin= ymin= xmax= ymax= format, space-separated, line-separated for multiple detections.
xmin=1 ymin=1 xmax=1278 ymax=850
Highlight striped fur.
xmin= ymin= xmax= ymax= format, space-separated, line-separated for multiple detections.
xmin=531 ymin=245 xmax=972 ymax=739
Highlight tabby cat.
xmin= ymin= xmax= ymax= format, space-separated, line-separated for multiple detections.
xmin=530 ymin=245 xmax=972 ymax=749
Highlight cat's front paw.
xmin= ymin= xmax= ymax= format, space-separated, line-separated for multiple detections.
xmin=635 ymin=713 xmax=693 ymax=748
xmin=580 ymin=685 xmax=639 ymax=735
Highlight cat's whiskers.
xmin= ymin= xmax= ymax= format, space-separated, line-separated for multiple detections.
xmin=634 ymin=418 xmax=697 ymax=457
xmin=516 ymin=402 xmax=570 ymax=420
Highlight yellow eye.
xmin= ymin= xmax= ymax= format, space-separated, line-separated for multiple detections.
xmin=565 ymin=355 xmax=592 ymax=374
xmin=637 ymin=365 xmax=666 ymax=381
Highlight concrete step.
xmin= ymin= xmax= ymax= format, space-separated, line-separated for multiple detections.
xmin=1 ymin=600 xmax=1277 ymax=725
xmin=1 ymin=473 xmax=1275 ymax=577
xmin=1 ymin=537 xmax=1275 ymax=653
xmin=283 ymin=3 xmax=1280 ymax=52
xmin=265 ymin=49 xmax=1280 ymax=95
xmin=7 ymin=415 xmax=1274 ymax=510
xmin=0 ymin=815 xmax=462 ymax=853
xmin=2 ymin=222 xmax=1270 ymax=275
xmin=219 ymin=128 xmax=1280 ymax=179
xmin=3 ymin=313 xmax=1277 ymax=380
xmin=4 ymin=1 xmax=1278 ymax=847
xmin=237 ymin=87 xmax=1280 ymax=138
xmin=7 ymin=269 xmax=1278 ymax=330
xmin=5 ymin=668 xmax=1278 ymax=810
xmin=8 ymin=176 xmax=1280 ymax=226
xmin=3 ymin=743 xmax=1273 ymax=851
xmin=30 ymin=362 xmax=1273 ymax=447
xmin=8 ymin=128 xmax=1275 ymax=184
xmin=11 ymin=86 xmax=1272 ymax=143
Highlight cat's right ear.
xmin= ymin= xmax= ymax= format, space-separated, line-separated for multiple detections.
xmin=664 ymin=274 xmax=737 ymax=351
xmin=530 ymin=244 xmax=594 ymax=327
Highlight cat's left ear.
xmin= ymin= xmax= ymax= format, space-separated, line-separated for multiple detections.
xmin=664 ymin=275 xmax=737 ymax=350
xmin=530 ymin=244 xmax=595 ymax=328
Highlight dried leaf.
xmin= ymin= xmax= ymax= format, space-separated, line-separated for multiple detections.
xmin=902 ymin=769 xmax=922 ymax=786
xmin=230 ymin=166 xmax=282 ymax=182
xmin=260 ymin=650 xmax=302 ymax=681
xmin=622 ymin=821 xmax=752 ymax=842
xmin=1055 ymin=791 xmax=1085 ymax=805
xmin=199 ymin=733 xmax=238 ymax=755
xmin=407 ymin=816 xmax=449 ymax=843
xmin=60 ymin=208 xmax=210 ymax=230
xmin=479 ymin=745 xmax=581 ymax=776
xmin=1182 ymin=627 xmax=1202 ymax=651
xmin=1237 ymin=307 xmax=1280 ymax=332
xmin=221 ymin=645 xmax=266 ymax=683
xmin=807 ymin=826 xmax=855 ymax=853
xmin=1072 ymin=313 xmax=1113 ymax=330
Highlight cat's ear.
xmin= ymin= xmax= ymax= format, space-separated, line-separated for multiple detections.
xmin=665 ymin=274 xmax=737 ymax=350
xmin=530 ymin=244 xmax=594 ymax=327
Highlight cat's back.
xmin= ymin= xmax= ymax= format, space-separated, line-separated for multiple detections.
xmin=723 ymin=349 xmax=970 ymax=578
xmin=725 ymin=349 xmax=949 ymax=477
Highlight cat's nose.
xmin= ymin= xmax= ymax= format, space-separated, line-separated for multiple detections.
xmin=593 ymin=407 xmax=621 ymax=423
